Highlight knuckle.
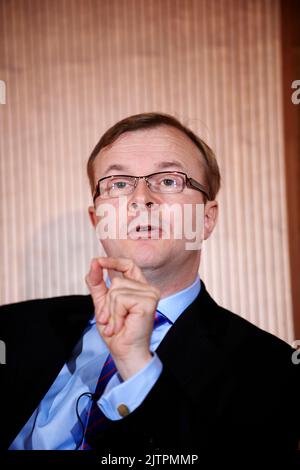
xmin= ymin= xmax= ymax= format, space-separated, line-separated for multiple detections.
xmin=114 ymin=292 xmax=123 ymax=304
xmin=109 ymin=288 xmax=125 ymax=305
xmin=85 ymin=274 xmax=91 ymax=287
xmin=128 ymin=259 xmax=136 ymax=272
xmin=111 ymin=277 xmax=121 ymax=288
xmin=109 ymin=289 xmax=117 ymax=301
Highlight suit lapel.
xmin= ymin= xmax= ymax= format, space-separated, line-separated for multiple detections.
xmin=156 ymin=283 xmax=235 ymax=404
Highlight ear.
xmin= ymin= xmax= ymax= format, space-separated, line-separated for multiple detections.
xmin=203 ymin=200 xmax=218 ymax=240
xmin=88 ymin=205 xmax=98 ymax=228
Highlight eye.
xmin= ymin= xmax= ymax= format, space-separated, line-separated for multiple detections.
xmin=107 ymin=178 xmax=131 ymax=191
xmin=161 ymin=177 xmax=177 ymax=187
xmin=113 ymin=181 xmax=128 ymax=189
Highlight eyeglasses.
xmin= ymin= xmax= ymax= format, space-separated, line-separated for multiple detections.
xmin=93 ymin=171 xmax=209 ymax=202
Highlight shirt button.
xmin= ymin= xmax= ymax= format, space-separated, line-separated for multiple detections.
xmin=117 ymin=404 xmax=130 ymax=417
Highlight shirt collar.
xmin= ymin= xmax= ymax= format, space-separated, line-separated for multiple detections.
xmin=157 ymin=276 xmax=201 ymax=324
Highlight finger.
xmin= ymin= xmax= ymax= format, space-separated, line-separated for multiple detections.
xmin=110 ymin=292 xmax=129 ymax=335
xmin=85 ymin=259 xmax=108 ymax=313
xmin=96 ymin=257 xmax=147 ymax=283
xmin=101 ymin=288 xmax=143 ymax=336
xmin=86 ymin=259 xmax=103 ymax=287
xmin=109 ymin=276 xmax=155 ymax=293
xmin=97 ymin=302 xmax=110 ymax=325
xmin=97 ymin=321 xmax=111 ymax=339
xmin=101 ymin=291 xmax=116 ymax=336
xmin=96 ymin=317 xmax=114 ymax=337
xmin=103 ymin=317 xmax=114 ymax=336
xmin=110 ymin=289 xmax=158 ymax=335
xmin=99 ymin=292 xmax=112 ymax=325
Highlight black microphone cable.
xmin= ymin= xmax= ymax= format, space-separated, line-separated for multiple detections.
xmin=75 ymin=391 xmax=98 ymax=450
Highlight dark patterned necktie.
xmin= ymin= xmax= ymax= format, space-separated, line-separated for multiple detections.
xmin=80 ymin=309 xmax=170 ymax=450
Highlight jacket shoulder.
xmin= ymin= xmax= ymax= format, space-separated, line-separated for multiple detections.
xmin=213 ymin=304 xmax=295 ymax=370
xmin=0 ymin=294 xmax=94 ymax=330
xmin=222 ymin=305 xmax=291 ymax=344
xmin=0 ymin=294 xmax=92 ymax=311
xmin=199 ymin=284 xmax=293 ymax=355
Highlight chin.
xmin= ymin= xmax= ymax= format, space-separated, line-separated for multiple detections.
xmin=128 ymin=242 xmax=166 ymax=268
xmin=103 ymin=239 xmax=170 ymax=268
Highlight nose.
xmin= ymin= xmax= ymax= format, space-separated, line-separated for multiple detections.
xmin=128 ymin=177 xmax=156 ymax=211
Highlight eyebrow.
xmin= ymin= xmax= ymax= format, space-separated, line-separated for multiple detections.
xmin=103 ymin=160 xmax=185 ymax=176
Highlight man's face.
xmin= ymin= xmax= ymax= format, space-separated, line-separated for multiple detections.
xmin=89 ymin=125 xmax=217 ymax=273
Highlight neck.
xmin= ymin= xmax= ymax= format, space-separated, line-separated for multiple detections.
xmin=107 ymin=252 xmax=201 ymax=299
xmin=108 ymin=252 xmax=201 ymax=299
xmin=146 ymin=270 xmax=199 ymax=298
xmin=144 ymin=256 xmax=200 ymax=298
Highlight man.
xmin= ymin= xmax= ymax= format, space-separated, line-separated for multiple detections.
xmin=0 ymin=113 xmax=299 ymax=464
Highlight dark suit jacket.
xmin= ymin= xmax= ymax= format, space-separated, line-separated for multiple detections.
xmin=0 ymin=282 xmax=299 ymax=465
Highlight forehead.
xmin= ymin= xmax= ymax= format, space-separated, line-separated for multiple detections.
xmin=93 ymin=125 xmax=205 ymax=179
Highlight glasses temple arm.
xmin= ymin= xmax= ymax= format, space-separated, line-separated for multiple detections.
xmin=187 ymin=177 xmax=210 ymax=200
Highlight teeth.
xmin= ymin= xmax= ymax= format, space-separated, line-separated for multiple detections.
xmin=138 ymin=225 xmax=151 ymax=232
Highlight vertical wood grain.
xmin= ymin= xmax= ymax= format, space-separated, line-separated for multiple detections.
xmin=0 ymin=0 xmax=294 ymax=342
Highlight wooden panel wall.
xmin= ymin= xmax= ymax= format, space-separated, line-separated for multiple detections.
xmin=0 ymin=0 xmax=294 ymax=342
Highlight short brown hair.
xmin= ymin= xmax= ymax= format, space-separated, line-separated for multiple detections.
xmin=87 ymin=112 xmax=221 ymax=200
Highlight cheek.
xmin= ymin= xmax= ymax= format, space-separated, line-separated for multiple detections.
xmin=93 ymin=201 xmax=121 ymax=244
xmin=166 ymin=199 xmax=204 ymax=232
xmin=100 ymin=238 xmax=124 ymax=258
xmin=95 ymin=202 xmax=120 ymax=222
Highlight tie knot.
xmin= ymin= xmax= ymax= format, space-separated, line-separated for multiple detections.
xmin=154 ymin=309 xmax=171 ymax=328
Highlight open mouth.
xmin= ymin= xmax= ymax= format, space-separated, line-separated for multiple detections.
xmin=136 ymin=225 xmax=152 ymax=232
xmin=128 ymin=224 xmax=162 ymax=239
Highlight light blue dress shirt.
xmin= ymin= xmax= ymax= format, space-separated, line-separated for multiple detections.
xmin=9 ymin=276 xmax=200 ymax=450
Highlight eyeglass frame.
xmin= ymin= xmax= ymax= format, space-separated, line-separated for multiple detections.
xmin=93 ymin=171 xmax=210 ymax=203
